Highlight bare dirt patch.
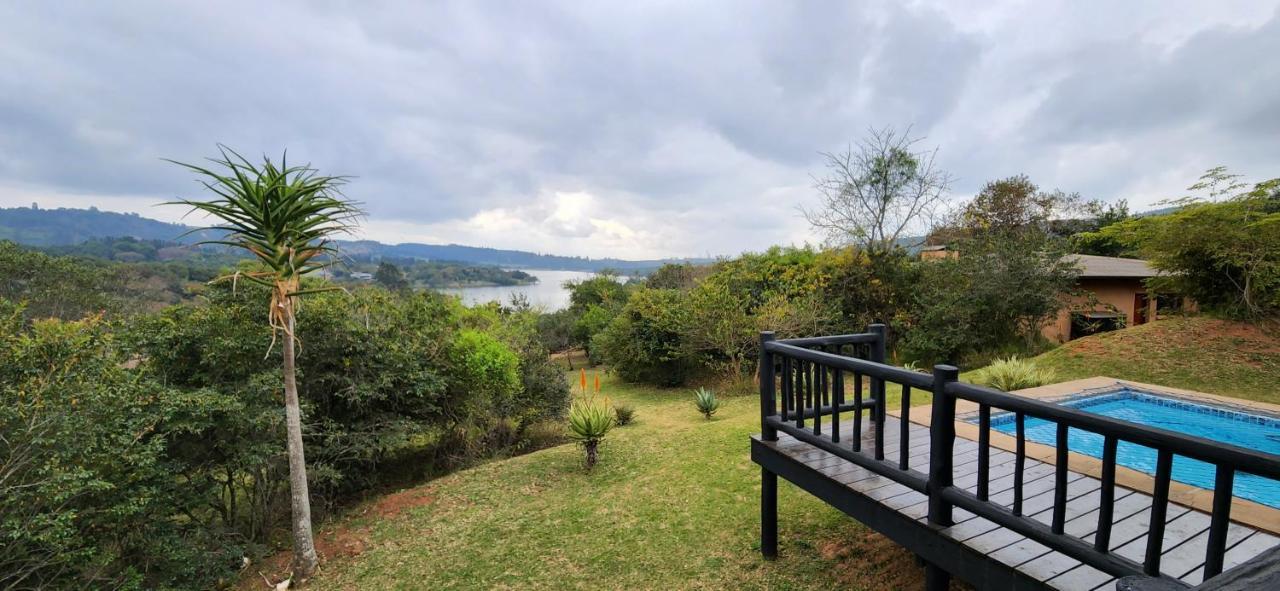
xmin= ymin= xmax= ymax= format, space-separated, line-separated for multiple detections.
xmin=236 ymin=487 xmax=437 ymax=589
xmin=822 ymin=530 xmax=971 ymax=590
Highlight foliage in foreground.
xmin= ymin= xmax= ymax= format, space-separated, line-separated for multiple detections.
xmin=0 ymin=282 xmax=569 ymax=589
xmin=970 ymin=356 xmax=1056 ymax=391
xmin=0 ymin=305 xmax=242 ymax=590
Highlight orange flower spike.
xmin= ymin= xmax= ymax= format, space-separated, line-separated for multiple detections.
xmin=594 ymin=374 xmax=600 ymax=393
xmin=580 ymin=368 xmax=587 ymax=393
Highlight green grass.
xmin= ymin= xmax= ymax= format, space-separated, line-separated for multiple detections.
xmin=1030 ymin=316 xmax=1280 ymax=405
xmin=305 ymin=316 xmax=1277 ymax=590
xmin=307 ymin=376 xmax=928 ymax=590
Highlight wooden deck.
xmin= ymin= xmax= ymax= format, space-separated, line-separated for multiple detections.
xmin=752 ymin=417 xmax=1279 ymax=590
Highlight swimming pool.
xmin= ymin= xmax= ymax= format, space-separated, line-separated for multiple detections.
xmin=980 ymin=388 xmax=1280 ymax=509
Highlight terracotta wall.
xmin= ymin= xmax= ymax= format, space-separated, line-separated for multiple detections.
xmin=1042 ymin=277 xmax=1156 ymax=342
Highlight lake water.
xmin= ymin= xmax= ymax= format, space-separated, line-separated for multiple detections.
xmin=438 ymin=269 xmax=600 ymax=311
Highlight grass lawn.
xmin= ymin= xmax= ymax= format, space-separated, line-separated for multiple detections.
xmin=299 ymin=315 xmax=1276 ymax=590
xmin=304 ymin=374 xmax=931 ymax=590
xmin=1030 ymin=316 xmax=1280 ymax=405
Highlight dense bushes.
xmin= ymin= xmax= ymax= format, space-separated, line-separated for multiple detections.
xmin=583 ymin=247 xmax=902 ymax=385
xmin=0 ymin=305 xmax=245 ymax=590
xmin=0 ymin=278 xmax=568 ymax=589
xmin=898 ymin=232 xmax=1079 ymax=365
xmin=573 ymin=240 xmax=1077 ymax=385
xmin=592 ymin=288 xmax=696 ymax=385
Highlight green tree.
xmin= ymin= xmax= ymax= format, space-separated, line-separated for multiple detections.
xmin=563 ymin=272 xmax=630 ymax=359
xmin=593 ymin=289 xmax=696 ymax=386
xmin=0 ymin=241 xmax=116 ymax=320
xmin=1087 ymin=169 xmax=1280 ymax=318
xmin=166 ymin=147 xmax=362 ymax=580
xmin=374 ymin=261 xmax=410 ymax=291
xmin=907 ymin=177 xmax=1083 ymax=364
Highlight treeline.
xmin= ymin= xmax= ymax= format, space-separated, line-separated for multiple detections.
xmin=333 ymin=258 xmax=536 ymax=288
xmin=542 ymin=168 xmax=1279 ymax=388
xmin=0 ymin=251 xmax=569 ymax=589
xmin=40 ymin=235 xmax=239 ymax=264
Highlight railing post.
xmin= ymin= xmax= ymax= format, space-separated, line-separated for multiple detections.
xmin=761 ymin=467 xmax=777 ymax=559
xmin=928 ymin=364 xmax=959 ymax=527
xmin=868 ymin=324 xmax=887 ymax=459
xmin=760 ymin=332 xmax=777 ymax=442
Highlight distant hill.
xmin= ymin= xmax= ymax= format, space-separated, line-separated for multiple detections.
xmin=0 ymin=205 xmax=706 ymax=272
xmin=0 ymin=205 xmax=210 ymax=245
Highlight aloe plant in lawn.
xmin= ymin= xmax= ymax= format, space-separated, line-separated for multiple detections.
xmin=568 ymin=393 xmax=614 ymax=469
xmin=166 ymin=146 xmax=362 ymax=580
xmin=693 ymin=387 xmax=721 ymax=420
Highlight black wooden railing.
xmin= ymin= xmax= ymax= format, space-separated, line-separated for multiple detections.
xmin=758 ymin=326 xmax=1280 ymax=588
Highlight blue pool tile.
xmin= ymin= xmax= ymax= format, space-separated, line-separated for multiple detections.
xmin=970 ymin=388 xmax=1280 ymax=508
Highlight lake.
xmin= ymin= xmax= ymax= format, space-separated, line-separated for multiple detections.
xmin=438 ymin=269 xmax=600 ymax=311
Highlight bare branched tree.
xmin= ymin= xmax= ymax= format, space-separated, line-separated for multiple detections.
xmin=802 ymin=126 xmax=953 ymax=254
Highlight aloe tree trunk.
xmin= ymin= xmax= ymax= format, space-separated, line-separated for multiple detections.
xmin=282 ymin=307 xmax=319 ymax=578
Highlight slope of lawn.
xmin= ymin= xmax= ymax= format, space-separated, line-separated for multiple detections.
xmin=299 ymin=316 xmax=1275 ymax=590
xmin=1030 ymin=316 xmax=1280 ymax=405
xmin=304 ymin=375 xmax=930 ymax=590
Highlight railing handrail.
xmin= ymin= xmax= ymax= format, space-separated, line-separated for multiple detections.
xmin=947 ymin=381 xmax=1280 ymax=479
xmin=763 ymin=341 xmax=933 ymax=390
xmin=775 ymin=333 xmax=881 ymax=348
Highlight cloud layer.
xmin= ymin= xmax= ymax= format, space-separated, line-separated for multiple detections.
xmin=2 ymin=1 xmax=1278 ymax=258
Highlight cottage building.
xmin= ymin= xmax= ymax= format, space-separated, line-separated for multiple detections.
xmin=1042 ymin=254 xmax=1161 ymax=342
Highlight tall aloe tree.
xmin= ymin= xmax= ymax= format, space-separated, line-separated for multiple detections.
xmin=167 ymin=147 xmax=362 ymax=579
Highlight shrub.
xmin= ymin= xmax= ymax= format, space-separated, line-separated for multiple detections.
xmin=520 ymin=418 xmax=571 ymax=451
xmin=693 ymin=387 xmax=722 ymax=420
xmin=0 ymin=305 xmax=245 ymax=590
xmin=613 ymin=403 xmax=637 ymax=426
xmin=593 ymin=289 xmax=697 ymax=386
xmin=451 ymin=328 xmax=522 ymax=416
xmin=971 ymin=356 xmax=1056 ymax=391
xmin=567 ymin=395 xmax=614 ymax=469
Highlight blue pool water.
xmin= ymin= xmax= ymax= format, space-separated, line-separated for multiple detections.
xmin=982 ymin=389 xmax=1280 ymax=509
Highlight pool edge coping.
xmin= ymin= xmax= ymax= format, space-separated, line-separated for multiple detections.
xmin=894 ymin=376 xmax=1280 ymax=536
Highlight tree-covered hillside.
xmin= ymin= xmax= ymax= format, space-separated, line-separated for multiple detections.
xmin=0 ymin=205 xmax=222 ymax=245
xmin=0 ymin=206 xmax=706 ymax=271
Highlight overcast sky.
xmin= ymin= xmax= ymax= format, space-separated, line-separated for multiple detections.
xmin=2 ymin=1 xmax=1278 ymax=259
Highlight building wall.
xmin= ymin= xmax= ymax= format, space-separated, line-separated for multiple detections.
xmin=1042 ymin=277 xmax=1157 ymax=342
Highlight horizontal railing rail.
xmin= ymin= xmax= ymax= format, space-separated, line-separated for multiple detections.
xmin=757 ymin=327 xmax=1280 ymax=588
xmin=775 ymin=333 xmax=882 ymax=348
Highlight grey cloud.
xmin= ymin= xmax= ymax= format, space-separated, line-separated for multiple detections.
xmin=1 ymin=1 xmax=1278 ymax=258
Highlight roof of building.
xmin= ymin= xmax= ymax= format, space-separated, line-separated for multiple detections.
xmin=1065 ymin=254 xmax=1157 ymax=278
